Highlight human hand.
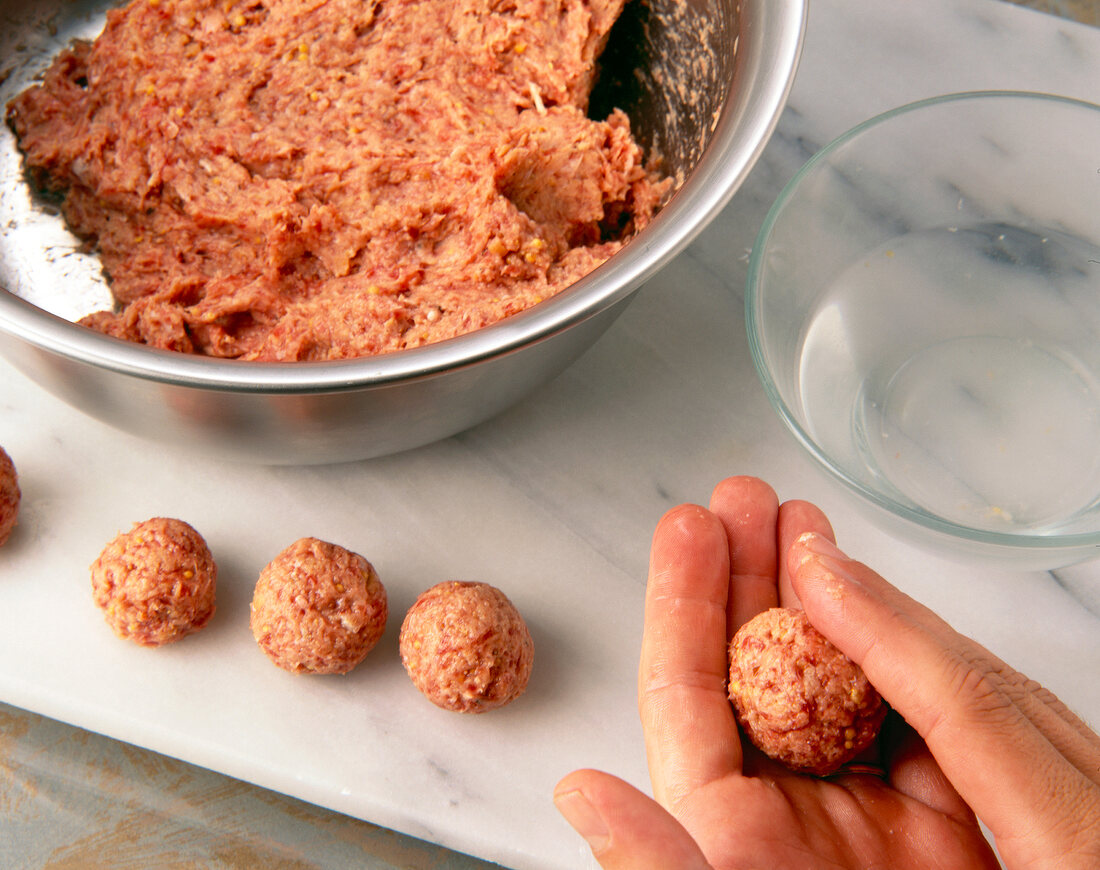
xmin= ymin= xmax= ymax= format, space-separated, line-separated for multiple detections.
xmin=554 ymin=476 xmax=1100 ymax=869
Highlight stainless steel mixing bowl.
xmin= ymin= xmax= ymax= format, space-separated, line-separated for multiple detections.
xmin=0 ymin=0 xmax=805 ymax=464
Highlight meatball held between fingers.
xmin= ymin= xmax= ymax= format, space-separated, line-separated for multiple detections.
xmin=91 ymin=517 xmax=217 ymax=646
xmin=729 ymin=607 xmax=886 ymax=775
xmin=400 ymin=581 xmax=533 ymax=713
xmin=250 ymin=537 xmax=388 ymax=675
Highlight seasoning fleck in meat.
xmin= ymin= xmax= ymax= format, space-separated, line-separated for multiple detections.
xmin=6 ymin=0 xmax=670 ymax=360
xmin=728 ymin=607 xmax=886 ymax=775
xmin=400 ymin=581 xmax=533 ymax=713
xmin=250 ymin=537 xmax=388 ymax=674
xmin=91 ymin=517 xmax=217 ymax=646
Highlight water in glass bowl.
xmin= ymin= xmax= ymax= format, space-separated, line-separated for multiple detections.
xmin=797 ymin=221 xmax=1100 ymax=534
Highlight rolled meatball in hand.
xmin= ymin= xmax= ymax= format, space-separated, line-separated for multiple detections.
xmin=400 ymin=581 xmax=533 ymax=713
xmin=728 ymin=607 xmax=886 ymax=775
xmin=0 ymin=446 xmax=20 ymax=546
xmin=91 ymin=517 xmax=217 ymax=646
xmin=250 ymin=537 xmax=388 ymax=675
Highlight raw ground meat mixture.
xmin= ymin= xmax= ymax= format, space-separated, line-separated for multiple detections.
xmin=728 ymin=607 xmax=886 ymax=776
xmin=250 ymin=537 xmax=388 ymax=674
xmin=399 ymin=581 xmax=533 ymax=713
xmin=0 ymin=447 xmax=19 ymax=546
xmin=6 ymin=0 xmax=670 ymax=360
xmin=90 ymin=517 xmax=218 ymax=646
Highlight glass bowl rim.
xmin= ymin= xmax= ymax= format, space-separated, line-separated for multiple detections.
xmin=745 ymin=89 xmax=1100 ymax=554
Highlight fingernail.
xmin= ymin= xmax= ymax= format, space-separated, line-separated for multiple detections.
xmin=554 ymin=789 xmax=610 ymax=853
xmin=792 ymin=533 xmax=869 ymax=612
xmin=796 ymin=531 xmax=846 ymax=560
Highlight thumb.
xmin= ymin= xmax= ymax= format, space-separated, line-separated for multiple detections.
xmin=554 ymin=769 xmax=712 ymax=870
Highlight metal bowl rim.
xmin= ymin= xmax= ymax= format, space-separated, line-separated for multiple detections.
xmin=0 ymin=0 xmax=807 ymax=393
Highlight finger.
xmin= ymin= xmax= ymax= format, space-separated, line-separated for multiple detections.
xmin=639 ymin=503 xmax=742 ymax=810
xmin=788 ymin=536 xmax=1096 ymax=756
xmin=878 ymin=710 xmax=976 ymax=824
xmin=554 ymin=770 xmax=712 ymax=870
xmin=789 ymin=532 xmax=1100 ymax=785
xmin=707 ymin=476 xmax=779 ymax=634
xmin=789 ymin=532 xmax=1100 ymax=860
xmin=775 ymin=498 xmax=834 ymax=609
xmin=971 ymin=658 xmax=1100 ymax=778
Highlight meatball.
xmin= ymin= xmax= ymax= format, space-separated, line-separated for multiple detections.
xmin=90 ymin=517 xmax=217 ymax=646
xmin=250 ymin=537 xmax=388 ymax=675
xmin=399 ymin=581 xmax=533 ymax=713
xmin=728 ymin=607 xmax=886 ymax=775
xmin=0 ymin=447 xmax=19 ymax=546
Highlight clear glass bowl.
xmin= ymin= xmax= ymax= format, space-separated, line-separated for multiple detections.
xmin=747 ymin=91 xmax=1100 ymax=569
